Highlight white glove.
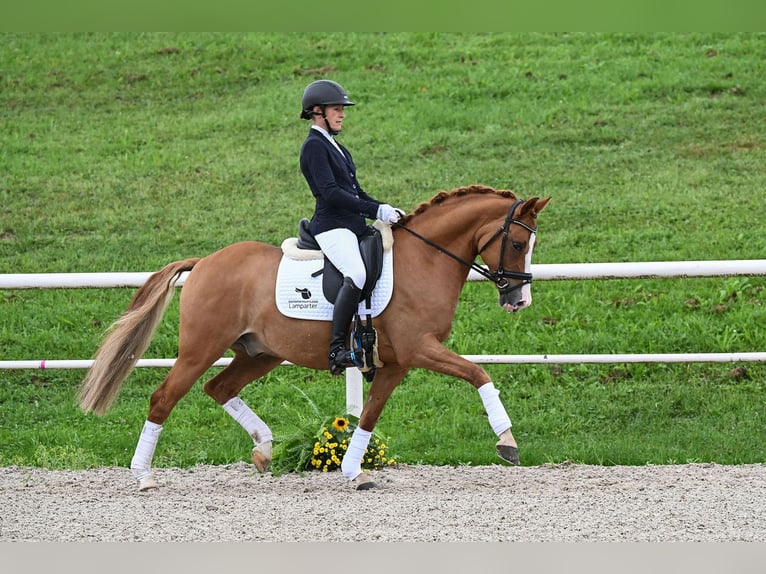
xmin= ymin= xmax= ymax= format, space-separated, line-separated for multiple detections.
xmin=377 ymin=204 xmax=404 ymax=224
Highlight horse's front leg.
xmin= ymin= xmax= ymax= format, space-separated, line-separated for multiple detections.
xmin=403 ymin=337 xmax=520 ymax=466
xmin=341 ymin=365 xmax=409 ymax=490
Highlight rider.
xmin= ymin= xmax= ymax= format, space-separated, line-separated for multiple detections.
xmin=299 ymin=79 xmax=403 ymax=375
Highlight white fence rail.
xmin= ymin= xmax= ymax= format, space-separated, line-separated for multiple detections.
xmin=3 ymin=259 xmax=766 ymax=289
xmin=3 ymin=259 xmax=766 ymax=416
xmin=4 ymin=352 xmax=766 ymax=372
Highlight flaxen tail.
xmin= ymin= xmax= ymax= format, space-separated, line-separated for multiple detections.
xmin=78 ymin=258 xmax=201 ymax=416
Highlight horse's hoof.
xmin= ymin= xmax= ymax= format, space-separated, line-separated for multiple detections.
xmin=252 ymin=441 xmax=272 ymax=473
xmin=137 ymin=476 xmax=158 ymax=491
xmin=352 ymin=473 xmax=376 ymax=490
xmin=496 ymin=444 xmax=520 ymax=466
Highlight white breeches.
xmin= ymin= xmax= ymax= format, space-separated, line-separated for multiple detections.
xmin=315 ymin=228 xmax=366 ymax=290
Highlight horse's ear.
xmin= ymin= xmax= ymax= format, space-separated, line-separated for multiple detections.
xmin=533 ymin=196 xmax=552 ymax=216
xmin=520 ymin=196 xmax=552 ymax=219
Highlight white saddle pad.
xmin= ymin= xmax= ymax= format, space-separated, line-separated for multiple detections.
xmin=275 ymin=240 xmax=394 ymax=321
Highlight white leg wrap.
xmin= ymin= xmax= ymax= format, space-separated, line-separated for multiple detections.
xmin=341 ymin=427 xmax=372 ymax=480
xmin=222 ymin=396 xmax=273 ymax=444
xmin=130 ymin=420 xmax=163 ymax=481
xmin=478 ymin=382 xmax=512 ymax=436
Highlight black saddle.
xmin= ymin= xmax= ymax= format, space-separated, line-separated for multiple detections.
xmin=296 ymin=218 xmax=384 ymax=304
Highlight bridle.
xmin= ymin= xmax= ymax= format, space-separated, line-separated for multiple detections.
xmin=393 ymin=199 xmax=537 ymax=294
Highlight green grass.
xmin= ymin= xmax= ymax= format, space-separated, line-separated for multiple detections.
xmin=1 ymin=32 xmax=765 ymax=471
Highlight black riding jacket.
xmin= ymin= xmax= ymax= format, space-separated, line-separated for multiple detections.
xmin=300 ymin=127 xmax=381 ymax=237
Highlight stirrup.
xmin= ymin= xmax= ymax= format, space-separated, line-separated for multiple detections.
xmin=328 ymin=347 xmax=362 ymax=375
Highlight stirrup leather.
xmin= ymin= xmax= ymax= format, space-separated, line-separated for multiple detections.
xmin=352 ymin=312 xmax=384 ymax=381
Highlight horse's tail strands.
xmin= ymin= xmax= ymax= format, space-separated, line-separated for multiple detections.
xmin=77 ymin=258 xmax=201 ymax=416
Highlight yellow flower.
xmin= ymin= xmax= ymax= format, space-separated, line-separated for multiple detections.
xmin=332 ymin=417 xmax=349 ymax=432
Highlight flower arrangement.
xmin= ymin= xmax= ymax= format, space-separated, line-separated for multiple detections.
xmin=269 ymin=386 xmax=396 ymax=476
xmin=309 ymin=416 xmax=395 ymax=472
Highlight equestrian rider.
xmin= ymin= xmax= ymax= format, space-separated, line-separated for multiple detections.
xmin=299 ymin=79 xmax=403 ymax=375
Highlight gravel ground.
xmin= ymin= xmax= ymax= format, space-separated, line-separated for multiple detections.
xmin=3 ymin=462 xmax=766 ymax=543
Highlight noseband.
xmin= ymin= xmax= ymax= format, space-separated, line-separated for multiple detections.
xmin=394 ymin=199 xmax=537 ymax=294
xmin=477 ymin=199 xmax=537 ymax=294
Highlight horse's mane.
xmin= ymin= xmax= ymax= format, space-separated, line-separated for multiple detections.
xmin=399 ymin=185 xmax=518 ymax=225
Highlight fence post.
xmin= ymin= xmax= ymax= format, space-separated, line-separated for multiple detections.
xmin=345 ymin=368 xmax=363 ymax=417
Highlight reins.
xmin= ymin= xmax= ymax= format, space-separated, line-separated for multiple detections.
xmin=392 ymin=199 xmax=537 ymax=293
xmin=393 ymin=220 xmax=496 ymax=280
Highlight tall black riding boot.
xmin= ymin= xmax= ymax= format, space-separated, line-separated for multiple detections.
xmin=328 ymin=277 xmax=363 ymax=375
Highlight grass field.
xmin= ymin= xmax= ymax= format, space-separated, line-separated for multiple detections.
xmin=1 ymin=32 xmax=765 ymax=470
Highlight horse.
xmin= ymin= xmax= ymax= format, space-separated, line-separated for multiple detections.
xmin=78 ymin=185 xmax=550 ymax=490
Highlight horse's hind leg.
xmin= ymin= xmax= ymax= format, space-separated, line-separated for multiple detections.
xmin=203 ymin=352 xmax=284 ymax=473
xmin=131 ymin=346 xmax=228 ymax=491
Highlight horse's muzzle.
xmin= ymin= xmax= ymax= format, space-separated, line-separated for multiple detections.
xmin=500 ymin=299 xmax=528 ymax=313
xmin=498 ymin=285 xmax=529 ymax=312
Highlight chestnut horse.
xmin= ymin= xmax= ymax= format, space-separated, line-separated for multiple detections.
xmin=78 ymin=185 xmax=550 ymax=490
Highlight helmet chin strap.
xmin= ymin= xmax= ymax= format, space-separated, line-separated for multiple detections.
xmin=322 ymin=113 xmax=339 ymax=136
xmin=313 ymin=106 xmax=339 ymax=136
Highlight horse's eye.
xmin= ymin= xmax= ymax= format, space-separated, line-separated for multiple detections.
xmin=512 ymin=241 xmax=524 ymax=252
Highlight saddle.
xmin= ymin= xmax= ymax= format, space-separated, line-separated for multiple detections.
xmin=296 ymin=218 xmax=385 ymax=304
xmin=294 ymin=219 xmax=386 ymax=381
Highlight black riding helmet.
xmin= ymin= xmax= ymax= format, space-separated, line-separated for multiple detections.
xmin=300 ymin=79 xmax=355 ymax=121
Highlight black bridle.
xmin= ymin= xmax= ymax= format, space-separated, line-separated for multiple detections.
xmin=393 ymin=199 xmax=537 ymax=294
